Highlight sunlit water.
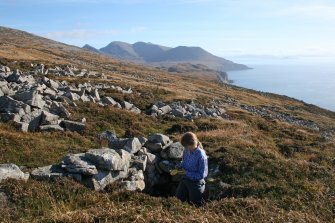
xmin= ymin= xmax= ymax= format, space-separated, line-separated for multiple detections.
xmin=227 ymin=63 xmax=335 ymax=112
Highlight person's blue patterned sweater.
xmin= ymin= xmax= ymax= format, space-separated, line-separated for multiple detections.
xmin=177 ymin=146 xmax=208 ymax=181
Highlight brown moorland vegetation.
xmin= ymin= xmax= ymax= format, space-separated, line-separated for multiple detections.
xmin=0 ymin=26 xmax=334 ymax=223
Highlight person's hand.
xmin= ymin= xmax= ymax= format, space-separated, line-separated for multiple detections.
xmin=170 ymin=169 xmax=184 ymax=176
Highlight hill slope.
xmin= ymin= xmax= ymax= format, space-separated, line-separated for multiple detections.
xmin=0 ymin=26 xmax=335 ymax=223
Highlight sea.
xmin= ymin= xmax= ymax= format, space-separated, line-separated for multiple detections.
xmin=226 ymin=58 xmax=335 ymax=112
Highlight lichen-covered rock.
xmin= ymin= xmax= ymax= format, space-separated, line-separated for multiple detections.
xmin=14 ymin=90 xmax=45 ymax=109
xmin=0 ymin=163 xmax=29 ymax=182
xmin=120 ymin=180 xmax=145 ymax=191
xmin=84 ymin=169 xmax=128 ymax=191
xmin=131 ymin=155 xmax=147 ymax=171
xmin=11 ymin=121 xmax=29 ymax=132
xmin=0 ymin=96 xmax=27 ymax=114
xmin=121 ymin=168 xmax=145 ymax=191
xmin=40 ymin=111 xmax=59 ymax=125
xmin=109 ymin=137 xmax=142 ymax=154
xmin=61 ymin=153 xmax=98 ymax=175
xmin=31 ymin=165 xmax=65 ymax=181
xmin=39 ymin=124 xmax=64 ymax=132
xmin=61 ymin=120 xmax=85 ymax=133
xmin=158 ymin=160 xmax=175 ymax=173
xmin=101 ymin=96 xmax=117 ymax=106
xmin=85 ymin=148 xmax=130 ymax=171
xmin=0 ymin=113 xmax=20 ymax=123
xmin=160 ymin=142 xmax=184 ymax=159
xmin=144 ymin=133 xmax=172 ymax=153
xmin=159 ymin=105 xmax=172 ymax=114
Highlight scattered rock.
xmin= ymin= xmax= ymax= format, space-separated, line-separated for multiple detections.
xmin=159 ymin=105 xmax=172 ymax=114
xmin=40 ymin=111 xmax=59 ymax=125
xmin=101 ymin=96 xmax=117 ymax=106
xmin=120 ymin=101 xmax=132 ymax=110
xmin=39 ymin=124 xmax=64 ymax=132
xmin=61 ymin=120 xmax=85 ymax=133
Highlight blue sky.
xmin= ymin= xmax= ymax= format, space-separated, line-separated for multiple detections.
xmin=1 ymin=0 xmax=335 ymax=63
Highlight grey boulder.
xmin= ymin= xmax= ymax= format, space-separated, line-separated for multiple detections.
xmin=109 ymin=137 xmax=142 ymax=154
xmin=61 ymin=120 xmax=85 ymax=133
xmin=31 ymin=165 xmax=65 ymax=181
xmin=39 ymin=125 xmax=64 ymax=132
xmin=61 ymin=154 xmax=98 ymax=175
xmin=85 ymin=148 xmax=130 ymax=171
xmin=144 ymin=133 xmax=172 ymax=153
xmin=14 ymin=90 xmax=45 ymax=109
xmin=0 ymin=163 xmax=29 ymax=183
xmin=84 ymin=169 xmax=128 ymax=191
xmin=40 ymin=111 xmax=59 ymax=125
xmin=161 ymin=142 xmax=184 ymax=159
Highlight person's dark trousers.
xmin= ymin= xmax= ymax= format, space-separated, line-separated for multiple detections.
xmin=176 ymin=176 xmax=206 ymax=207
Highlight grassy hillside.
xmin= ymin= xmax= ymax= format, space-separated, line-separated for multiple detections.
xmin=0 ymin=26 xmax=335 ymax=222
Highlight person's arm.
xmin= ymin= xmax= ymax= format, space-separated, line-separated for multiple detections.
xmin=184 ymin=155 xmax=207 ymax=180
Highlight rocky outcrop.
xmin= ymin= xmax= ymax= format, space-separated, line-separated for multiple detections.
xmin=0 ymin=64 xmax=231 ymax=133
xmin=0 ymin=64 xmax=141 ymax=132
xmin=217 ymin=71 xmax=231 ymax=84
xmin=29 ymin=132 xmax=190 ymax=195
xmin=212 ymin=96 xmax=321 ymax=131
xmin=146 ymin=100 xmax=227 ymax=120
xmin=238 ymin=104 xmax=320 ymax=131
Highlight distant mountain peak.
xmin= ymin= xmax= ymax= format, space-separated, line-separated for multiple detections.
xmin=83 ymin=41 xmax=250 ymax=71
xmin=82 ymin=44 xmax=100 ymax=54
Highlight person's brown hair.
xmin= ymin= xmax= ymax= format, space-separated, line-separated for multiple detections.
xmin=180 ymin=132 xmax=206 ymax=154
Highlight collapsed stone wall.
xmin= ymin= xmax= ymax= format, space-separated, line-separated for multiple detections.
xmin=28 ymin=132 xmax=186 ymax=196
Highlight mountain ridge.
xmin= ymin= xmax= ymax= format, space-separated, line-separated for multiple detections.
xmin=83 ymin=41 xmax=250 ymax=71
